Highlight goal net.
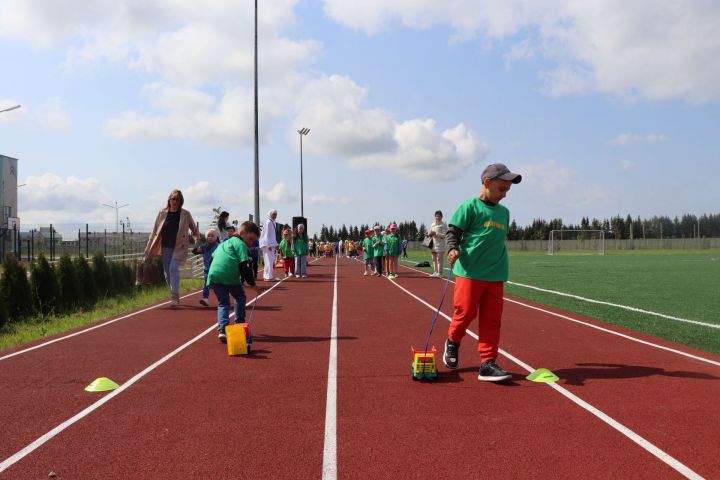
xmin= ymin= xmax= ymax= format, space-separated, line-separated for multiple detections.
xmin=548 ymin=230 xmax=605 ymax=255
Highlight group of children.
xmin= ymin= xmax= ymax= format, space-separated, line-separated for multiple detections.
xmin=190 ymin=162 xmax=522 ymax=383
xmin=361 ymin=223 xmax=401 ymax=279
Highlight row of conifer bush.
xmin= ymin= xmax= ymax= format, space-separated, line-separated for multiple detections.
xmin=0 ymin=253 xmax=165 ymax=327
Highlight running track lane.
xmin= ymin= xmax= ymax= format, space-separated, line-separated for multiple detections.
xmin=0 ymin=260 xmax=335 ymax=478
xmin=0 ymin=290 xmax=209 ymax=461
xmin=336 ymin=257 xmax=692 ymax=478
xmin=392 ymin=262 xmax=720 ymax=478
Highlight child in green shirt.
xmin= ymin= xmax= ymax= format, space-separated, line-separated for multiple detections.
xmin=206 ymin=221 xmax=259 ymax=343
xmin=278 ymin=229 xmax=295 ymax=278
xmin=372 ymin=225 xmax=385 ymax=276
xmin=293 ymin=224 xmax=309 ymax=278
xmin=385 ymin=224 xmax=400 ymax=279
xmin=361 ymin=228 xmax=375 ymax=276
xmin=443 ymin=163 xmax=521 ymax=382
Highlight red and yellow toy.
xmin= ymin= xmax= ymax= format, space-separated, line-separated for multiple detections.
xmin=411 ymin=346 xmax=438 ymax=381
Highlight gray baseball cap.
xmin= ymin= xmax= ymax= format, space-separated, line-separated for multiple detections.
xmin=481 ymin=163 xmax=522 ymax=184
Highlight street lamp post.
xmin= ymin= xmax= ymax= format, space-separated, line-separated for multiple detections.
xmin=297 ymin=128 xmax=310 ymax=217
xmin=102 ymin=201 xmax=129 ymax=234
xmin=0 ymin=104 xmax=21 ymax=114
xmin=252 ymin=0 xmax=260 ymax=224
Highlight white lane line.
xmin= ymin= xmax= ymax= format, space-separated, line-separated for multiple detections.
xmin=506 ymin=281 xmax=720 ymax=330
xmin=0 ymin=289 xmax=203 ymax=362
xmin=0 ymin=280 xmax=285 ymax=474
xmin=387 ymin=278 xmax=705 ymax=480
xmin=399 ymin=259 xmax=718 ymax=329
xmin=322 ymin=255 xmax=338 ymax=480
xmin=397 ymin=261 xmax=720 ymax=368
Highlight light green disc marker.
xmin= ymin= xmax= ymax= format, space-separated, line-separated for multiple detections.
xmin=526 ymin=368 xmax=559 ymax=383
xmin=85 ymin=377 xmax=120 ymax=392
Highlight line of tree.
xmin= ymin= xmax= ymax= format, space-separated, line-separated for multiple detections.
xmin=507 ymin=213 xmax=720 ymax=241
xmin=0 ymin=253 xmax=164 ymax=328
xmin=312 ymin=213 xmax=720 ymax=243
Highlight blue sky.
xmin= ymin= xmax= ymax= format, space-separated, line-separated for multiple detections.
xmin=1 ymin=0 xmax=718 ymax=237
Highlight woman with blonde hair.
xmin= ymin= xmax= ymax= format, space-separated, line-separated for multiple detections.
xmin=144 ymin=189 xmax=201 ymax=306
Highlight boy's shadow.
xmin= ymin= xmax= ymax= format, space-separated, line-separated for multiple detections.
xmin=253 ymin=334 xmax=357 ymax=344
xmin=555 ymin=362 xmax=719 ymax=386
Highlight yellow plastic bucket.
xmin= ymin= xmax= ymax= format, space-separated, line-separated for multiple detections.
xmin=226 ymin=323 xmax=249 ymax=355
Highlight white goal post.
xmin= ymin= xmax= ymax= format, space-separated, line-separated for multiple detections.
xmin=548 ymin=229 xmax=605 ymax=256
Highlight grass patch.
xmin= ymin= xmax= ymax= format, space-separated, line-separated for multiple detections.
xmin=0 ymin=279 xmax=203 ymax=353
xmin=401 ymin=249 xmax=720 ymax=355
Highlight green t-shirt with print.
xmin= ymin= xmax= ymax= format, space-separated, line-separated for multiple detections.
xmin=372 ymin=234 xmax=384 ymax=257
xmin=362 ymin=237 xmax=374 ymax=260
xmin=449 ymin=197 xmax=510 ymax=282
xmin=294 ymin=235 xmax=308 ymax=255
xmin=386 ymin=234 xmax=400 ymax=256
xmin=206 ymin=236 xmax=249 ymax=286
xmin=279 ymin=239 xmax=294 ymax=259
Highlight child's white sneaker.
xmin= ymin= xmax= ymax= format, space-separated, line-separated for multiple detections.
xmin=199 ymin=297 xmax=209 ymax=306
xmin=363 ymin=271 xmax=368 ymax=276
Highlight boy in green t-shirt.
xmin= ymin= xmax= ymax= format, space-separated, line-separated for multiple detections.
xmin=372 ymin=225 xmax=385 ymax=276
xmin=385 ymin=224 xmax=400 ymax=279
xmin=206 ymin=221 xmax=260 ymax=343
xmin=443 ymin=164 xmax=522 ymax=382
xmin=361 ymin=228 xmax=375 ymax=276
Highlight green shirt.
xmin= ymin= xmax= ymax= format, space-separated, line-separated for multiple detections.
xmin=449 ymin=197 xmax=510 ymax=282
xmin=279 ymin=239 xmax=294 ymax=258
xmin=362 ymin=237 xmax=374 ymax=260
xmin=372 ymin=234 xmax=384 ymax=257
xmin=385 ymin=234 xmax=400 ymax=256
xmin=206 ymin=236 xmax=249 ymax=286
xmin=294 ymin=235 xmax=308 ymax=255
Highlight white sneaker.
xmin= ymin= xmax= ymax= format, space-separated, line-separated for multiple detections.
xmin=199 ymin=298 xmax=209 ymax=307
xmin=363 ymin=272 xmax=368 ymax=276
xmin=302 ymin=275 xmax=308 ymax=278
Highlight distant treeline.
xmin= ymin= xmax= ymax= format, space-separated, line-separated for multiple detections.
xmin=314 ymin=213 xmax=720 ymax=242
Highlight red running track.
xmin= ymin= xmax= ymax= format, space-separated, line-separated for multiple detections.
xmin=0 ymin=256 xmax=718 ymax=479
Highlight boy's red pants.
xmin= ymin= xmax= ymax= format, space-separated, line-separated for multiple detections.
xmin=447 ymin=276 xmax=504 ymax=363
xmin=282 ymin=257 xmax=295 ymax=274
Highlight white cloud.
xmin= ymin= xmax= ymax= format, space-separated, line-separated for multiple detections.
xmin=306 ymin=193 xmax=352 ymax=206
xmin=515 ymin=159 xmax=612 ymax=208
xmin=323 ymin=0 xmax=720 ymax=103
xmin=620 ymin=159 xmax=634 ymax=170
xmin=103 ymin=83 xmax=259 ymax=145
xmin=349 ymin=120 xmax=486 ymax=181
xmin=252 ymin=181 xmax=297 ymax=204
xmin=37 ymin=97 xmax=70 ymax=131
xmin=610 ymin=133 xmax=667 ymax=146
xmin=293 ymin=75 xmax=487 ymax=181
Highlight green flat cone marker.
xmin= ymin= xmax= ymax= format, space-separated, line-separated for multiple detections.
xmin=85 ymin=377 xmax=120 ymax=392
xmin=526 ymin=368 xmax=559 ymax=383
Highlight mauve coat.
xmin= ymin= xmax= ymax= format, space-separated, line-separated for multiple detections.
xmin=144 ymin=208 xmax=201 ymax=262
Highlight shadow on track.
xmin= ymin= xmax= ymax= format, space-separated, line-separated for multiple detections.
xmin=432 ymin=367 xmax=521 ymax=386
xmin=555 ymin=362 xmax=720 ymax=386
xmin=253 ymin=334 xmax=357 ymax=344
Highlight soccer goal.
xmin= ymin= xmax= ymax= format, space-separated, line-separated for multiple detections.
xmin=548 ymin=230 xmax=605 ymax=256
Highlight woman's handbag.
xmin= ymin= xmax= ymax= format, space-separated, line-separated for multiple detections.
xmin=422 ymin=236 xmax=434 ymax=249
xmin=136 ymin=259 xmax=160 ymax=286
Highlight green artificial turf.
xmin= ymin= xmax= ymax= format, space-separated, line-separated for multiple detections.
xmin=401 ymin=249 xmax=720 ymax=355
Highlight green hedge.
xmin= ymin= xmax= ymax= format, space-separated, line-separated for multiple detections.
xmin=1 ymin=254 xmax=34 ymax=322
xmin=0 ymin=253 xmax=153 ymax=327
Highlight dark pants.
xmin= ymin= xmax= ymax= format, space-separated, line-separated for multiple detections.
xmin=252 ymin=257 xmax=259 ymax=280
xmin=375 ymin=256 xmax=384 ymax=275
xmin=402 ymin=247 xmax=408 ymax=258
